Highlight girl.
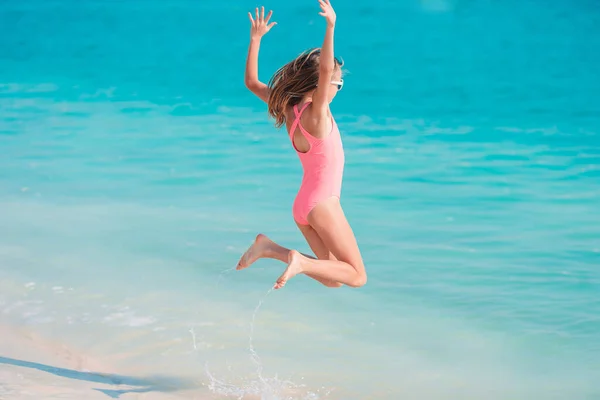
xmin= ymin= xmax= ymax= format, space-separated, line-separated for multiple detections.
xmin=238 ymin=0 xmax=367 ymax=290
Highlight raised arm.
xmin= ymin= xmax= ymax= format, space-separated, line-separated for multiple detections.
xmin=312 ymin=0 xmax=337 ymax=117
xmin=245 ymin=7 xmax=277 ymax=103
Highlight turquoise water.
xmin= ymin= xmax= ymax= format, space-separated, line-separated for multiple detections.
xmin=1 ymin=0 xmax=599 ymax=398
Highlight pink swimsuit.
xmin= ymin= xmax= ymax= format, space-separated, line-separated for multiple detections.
xmin=288 ymin=102 xmax=345 ymax=225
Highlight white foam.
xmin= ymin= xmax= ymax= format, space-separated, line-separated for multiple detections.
xmin=103 ymin=311 xmax=156 ymax=327
xmin=30 ymin=316 xmax=54 ymax=324
xmin=22 ymin=308 xmax=42 ymax=319
xmin=128 ymin=316 xmax=156 ymax=327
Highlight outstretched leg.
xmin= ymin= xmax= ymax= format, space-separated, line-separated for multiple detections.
xmin=274 ymin=197 xmax=367 ymax=289
xmin=236 ymin=233 xmax=291 ymax=270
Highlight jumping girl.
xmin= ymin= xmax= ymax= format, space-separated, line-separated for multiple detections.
xmin=237 ymin=0 xmax=367 ymax=290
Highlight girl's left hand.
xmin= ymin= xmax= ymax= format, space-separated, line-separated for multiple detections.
xmin=318 ymin=0 xmax=336 ymax=27
xmin=249 ymin=6 xmax=277 ymax=40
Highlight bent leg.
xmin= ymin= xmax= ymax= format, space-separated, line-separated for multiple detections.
xmin=296 ymin=222 xmax=342 ymax=288
xmin=274 ymin=197 xmax=367 ymax=289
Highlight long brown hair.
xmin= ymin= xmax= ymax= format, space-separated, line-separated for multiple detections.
xmin=267 ymin=48 xmax=343 ymax=128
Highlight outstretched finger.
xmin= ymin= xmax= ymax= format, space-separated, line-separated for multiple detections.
xmin=267 ymin=21 xmax=277 ymax=29
xmin=255 ymin=7 xmax=260 ymax=22
xmin=248 ymin=12 xmax=255 ymax=24
xmin=265 ymin=10 xmax=273 ymax=24
xmin=260 ymin=6 xmax=265 ymax=21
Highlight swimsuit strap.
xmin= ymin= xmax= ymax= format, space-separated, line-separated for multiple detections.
xmin=289 ymin=102 xmax=312 ymax=141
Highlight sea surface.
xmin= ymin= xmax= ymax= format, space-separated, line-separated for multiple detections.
xmin=1 ymin=0 xmax=599 ymax=399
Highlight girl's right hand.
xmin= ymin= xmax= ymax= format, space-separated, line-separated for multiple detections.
xmin=248 ymin=6 xmax=277 ymax=40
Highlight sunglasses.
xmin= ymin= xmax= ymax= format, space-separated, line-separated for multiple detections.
xmin=331 ymin=79 xmax=344 ymax=90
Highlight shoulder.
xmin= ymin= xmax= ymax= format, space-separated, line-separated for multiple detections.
xmin=283 ymin=104 xmax=296 ymax=121
xmin=281 ymin=105 xmax=296 ymax=130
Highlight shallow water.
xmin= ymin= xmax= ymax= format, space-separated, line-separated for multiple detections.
xmin=1 ymin=0 xmax=599 ymax=398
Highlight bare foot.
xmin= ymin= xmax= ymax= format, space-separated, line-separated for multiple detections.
xmin=274 ymin=250 xmax=304 ymax=289
xmin=236 ymin=234 xmax=273 ymax=270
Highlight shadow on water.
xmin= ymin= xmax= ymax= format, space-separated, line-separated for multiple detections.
xmin=0 ymin=355 xmax=198 ymax=398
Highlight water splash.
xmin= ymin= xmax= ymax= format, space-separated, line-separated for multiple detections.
xmin=248 ymin=287 xmax=274 ymax=393
xmin=204 ymin=287 xmax=329 ymax=399
xmin=189 ymin=328 xmax=198 ymax=351
xmin=216 ymin=266 xmax=236 ymax=289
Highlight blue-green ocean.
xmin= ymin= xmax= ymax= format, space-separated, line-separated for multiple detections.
xmin=1 ymin=0 xmax=599 ymax=398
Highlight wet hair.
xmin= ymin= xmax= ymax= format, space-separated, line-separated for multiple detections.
xmin=267 ymin=48 xmax=343 ymax=128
